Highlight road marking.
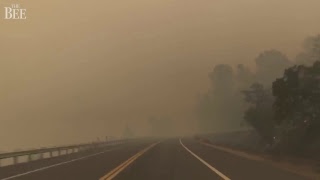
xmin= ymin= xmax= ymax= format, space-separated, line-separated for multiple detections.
xmin=199 ymin=141 xmax=319 ymax=180
xmin=1 ymin=146 xmax=124 ymax=180
xmin=100 ymin=142 xmax=159 ymax=180
xmin=199 ymin=141 xmax=265 ymax=161
xmin=179 ymin=138 xmax=231 ymax=180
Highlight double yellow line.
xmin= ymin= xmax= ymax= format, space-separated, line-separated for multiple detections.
xmin=100 ymin=142 xmax=159 ymax=180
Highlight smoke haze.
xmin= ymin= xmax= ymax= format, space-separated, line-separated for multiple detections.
xmin=1 ymin=0 xmax=320 ymax=150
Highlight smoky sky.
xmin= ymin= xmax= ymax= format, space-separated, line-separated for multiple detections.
xmin=1 ymin=0 xmax=320 ymax=150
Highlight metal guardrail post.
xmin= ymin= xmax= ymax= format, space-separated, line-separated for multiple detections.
xmin=13 ymin=156 xmax=18 ymax=165
xmin=28 ymin=154 xmax=32 ymax=162
xmin=39 ymin=153 xmax=43 ymax=160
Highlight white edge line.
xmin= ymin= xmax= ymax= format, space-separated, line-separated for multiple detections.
xmin=179 ymin=138 xmax=231 ymax=180
xmin=1 ymin=147 xmax=122 ymax=180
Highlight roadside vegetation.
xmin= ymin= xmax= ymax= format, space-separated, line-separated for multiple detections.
xmin=196 ymin=34 xmax=320 ymax=159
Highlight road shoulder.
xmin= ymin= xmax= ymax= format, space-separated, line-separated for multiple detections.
xmin=198 ymin=139 xmax=320 ymax=180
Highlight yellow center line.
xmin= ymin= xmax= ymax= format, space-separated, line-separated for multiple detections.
xmin=100 ymin=142 xmax=160 ymax=180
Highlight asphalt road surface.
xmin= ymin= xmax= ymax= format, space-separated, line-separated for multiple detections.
xmin=0 ymin=138 xmax=310 ymax=180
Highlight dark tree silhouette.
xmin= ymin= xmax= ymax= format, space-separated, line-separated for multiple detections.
xmin=242 ymin=83 xmax=275 ymax=143
xmin=272 ymin=61 xmax=320 ymax=153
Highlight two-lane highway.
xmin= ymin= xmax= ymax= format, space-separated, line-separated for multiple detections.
xmin=113 ymin=139 xmax=225 ymax=180
xmin=113 ymin=138 xmax=308 ymax=180
xmin=0 ymin=138 xmax=309 ymax=180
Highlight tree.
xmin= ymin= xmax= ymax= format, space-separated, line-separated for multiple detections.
xmin=197 ymin=64 xmax=243 ymax=132
xmin=209 ymin=64 xmax=235 ymax=95
xmin=272 ymin=61 xmax=320 ymax=154
xmin=236 ymin=64 xmax=255 ymax=90
xmin=295 ymin=34 xmax=320 ymax=65
xmin=196 ymin=94 xmax=215 ymax=132
xmin=255 ymin=50 xmax=292 ymax=86
xmin=242 ymin=83 xmax=275 ymax=143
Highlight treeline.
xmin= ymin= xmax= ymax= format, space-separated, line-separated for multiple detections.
xmin=197 ymin=34 xmax=320 ymax=155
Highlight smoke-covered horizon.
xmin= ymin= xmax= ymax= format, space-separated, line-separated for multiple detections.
xmin=1 ymin=0 xmax=320 ymax=151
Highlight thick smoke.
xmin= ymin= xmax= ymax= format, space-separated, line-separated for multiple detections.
xmin=295 ymin=34 xmax=320 ymax=65
xmin=196 ymin=34 xmax=320 ymax=139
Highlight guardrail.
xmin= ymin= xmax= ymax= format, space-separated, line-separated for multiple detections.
xmin=0 ymin=139 xmax=130 ymax=167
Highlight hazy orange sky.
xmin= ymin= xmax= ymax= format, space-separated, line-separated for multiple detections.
xmin=1 ymin=0 xmax=320 ymax=150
